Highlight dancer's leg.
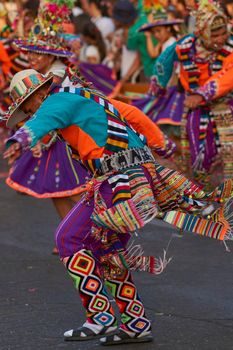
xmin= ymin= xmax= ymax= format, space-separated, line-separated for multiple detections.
xmin=100 ymin=271 xmax=153 ymax=345
xmin=52 ymin=197 xmax=74 ymax=219
xmin=63 ymin=249 xmax=117 ymax=341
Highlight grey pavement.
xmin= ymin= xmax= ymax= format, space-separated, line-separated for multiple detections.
xmin=1 ymin=160 xmax=233 ymax=350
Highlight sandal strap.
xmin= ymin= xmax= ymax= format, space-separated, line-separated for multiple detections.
xmin=65 ymin=325 xmax=117 ymax=341
xmin=72 ymin=326 xmax=97 ymax=338
xmin=100 ymin=329 xmax=153 ymax=345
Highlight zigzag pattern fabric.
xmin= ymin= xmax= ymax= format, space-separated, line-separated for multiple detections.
xmin=108 ymin=173 xmax=131 ymax=204
xmin=105 ymin=270 xmax=151 ymax=333
xmin=66 ymin=250 xmax=117 ymax=326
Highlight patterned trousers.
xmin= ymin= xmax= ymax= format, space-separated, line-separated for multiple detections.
xmin=65 ymin=249 xmax=151 ymax=333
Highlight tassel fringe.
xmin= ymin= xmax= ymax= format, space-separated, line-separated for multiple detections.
xmin=121 ymin=241 xmax=172 ymax=275
xmin=222 ymin=198 xmax=233 ymax=250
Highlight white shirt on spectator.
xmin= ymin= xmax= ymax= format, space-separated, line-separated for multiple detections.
xmin=91 ymin=16 xmax=115 ymax=39
xmin=121 ymin=46 xmax=137 ymax=79
xmin=80 ymin=44 xmax=101 ymax=64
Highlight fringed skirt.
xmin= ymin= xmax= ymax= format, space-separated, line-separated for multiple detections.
xmin=6 ymin=139 xmax=90 ymax=198
xmin=56 ymin=161 xmax=233 ymax=278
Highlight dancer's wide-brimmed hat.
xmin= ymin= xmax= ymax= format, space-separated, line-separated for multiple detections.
xmin=138 ymin=10 xmax=183 ymax=32
xmin=14 ymin=0 xmax=75 ymax=57
xmin=6 ymin=69 xmax=53 ymax=128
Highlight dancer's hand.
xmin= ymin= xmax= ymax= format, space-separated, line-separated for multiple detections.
xmin=3 ymin=142 xmax=21 ymax=164
xmin=108 ymin=81 xmax=123 ymax=98
xmin=184 ymin=94 xmax=204 ymax=109
xmin=31 ymin=142 xmax=42 ymax=158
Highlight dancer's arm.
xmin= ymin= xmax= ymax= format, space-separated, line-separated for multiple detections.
xmin=109 ymin=98 xmax=176 ymax=158
xmin=194 ymin=51 xmax=233 ymax=102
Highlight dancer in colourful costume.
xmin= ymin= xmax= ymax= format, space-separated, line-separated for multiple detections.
xmin=4 ymin=67 xmax=233 ymax=345
xmin=151 ymin=0 xmax=233 ymax=188
xmin=134 ymin=9 xmax=185 ymax=140
xmin=5 ymin=0 xmax=90 ymax=227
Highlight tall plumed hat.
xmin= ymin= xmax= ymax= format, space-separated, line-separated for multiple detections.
xmin=194 ymin=0 xmax=228 ymax=37
xmin=14 ymin=0 xmax=75 ymax=57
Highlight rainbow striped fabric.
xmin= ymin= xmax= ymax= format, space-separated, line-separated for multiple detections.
xmin=11 ymin=73 xmax=46 ymax=101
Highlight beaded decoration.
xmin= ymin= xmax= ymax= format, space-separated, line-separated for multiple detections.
xmin=193 ymin=0 xmax=228 ymax=47
xmin=14 ymin=0 xmax=75 ymax=57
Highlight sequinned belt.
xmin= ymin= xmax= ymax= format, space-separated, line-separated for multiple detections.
xmin=97 ymin=146 xmax=155 ymax=175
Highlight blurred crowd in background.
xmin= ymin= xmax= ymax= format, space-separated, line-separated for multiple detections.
xmin=0 ymin=0 xmax=232 ymax=87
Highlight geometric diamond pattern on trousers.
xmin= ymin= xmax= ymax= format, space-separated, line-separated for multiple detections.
xmin=126 ymin=300 xmax=144 ymax=317
xmin=81 ymin=276 xmax=101 ymax=295
xmin=127 ymin=317 xmax=151 ymax=333
xmin=68 ymin=251 xmax=94 ymax=276
xmin=66 ymin=250 xmax=117 ymax=327
xmin=89 ymin=294 xmax=109 ymax=313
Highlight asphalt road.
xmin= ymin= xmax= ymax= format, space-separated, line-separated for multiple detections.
xmin=1 ymin=159 xmax=233 ymax=350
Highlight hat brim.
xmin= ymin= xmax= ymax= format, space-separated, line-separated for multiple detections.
xmin=113 ymin=11 xmax=138 ymax=25
xmin=6 ymin=75 xmax=53 ymax=129
xmin=138 ymin=19 xmax=184 ymax=32
xmin=14 ymin=39 xmax=73 ymax=58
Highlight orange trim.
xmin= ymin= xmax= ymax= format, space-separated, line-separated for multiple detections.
xmin=157 ymin=119 xmax=181 ymax=126
xmin=5 ymin=177 xmax=88 ymax=199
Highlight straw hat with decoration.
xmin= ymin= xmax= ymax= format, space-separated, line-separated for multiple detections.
xmin=6 ymin=69 xmax=53 ymax=128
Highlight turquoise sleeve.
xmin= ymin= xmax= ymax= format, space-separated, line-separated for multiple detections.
xmin=152 ymin=42 xmax=178 ymax=88
xmin=21 ymin=93 xmax=74 ymax=147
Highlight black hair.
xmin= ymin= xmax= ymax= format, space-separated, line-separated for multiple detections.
xmin=23 ymin=0 xmax=40 ymax=18
xmin=73 ymin=13 xmax=91 ymax=34
xmin=89 ymin=0 xmax=109 ymax=17
xmin=81 ymin=21 xmax=106 ymax=61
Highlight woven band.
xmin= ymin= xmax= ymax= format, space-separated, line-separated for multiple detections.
xmin=98 ymin=146 xmax=155 ymax=175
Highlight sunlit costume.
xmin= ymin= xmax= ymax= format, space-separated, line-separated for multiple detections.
xmin=4 ymin=66 xmax=233 ymax=345
xmin=151 ymin=0 xmax=233 ymax=188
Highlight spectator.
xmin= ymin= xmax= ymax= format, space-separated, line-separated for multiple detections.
xmin=108 ymin=0 xmax=140 ymax=95
xmin=222 ymin=0 xmax=233 ymax=19
xmin=80 ymin=21 xmax=106 ymax=63
xmin=72 ymin=12 xmax=91 ymax=35
xmin=126 ymin=0 xmax=159 ymax=80
xmin=87 ymin=0 xmax=115 ymax=42
xmin=139 ymin=10 xmax=183 ymax=59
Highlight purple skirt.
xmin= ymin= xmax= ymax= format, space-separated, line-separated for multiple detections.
xmin=6 ymin=140 xmax=91 ymax=198
xmin=133 ymin=86 xmax=185 ymax=126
